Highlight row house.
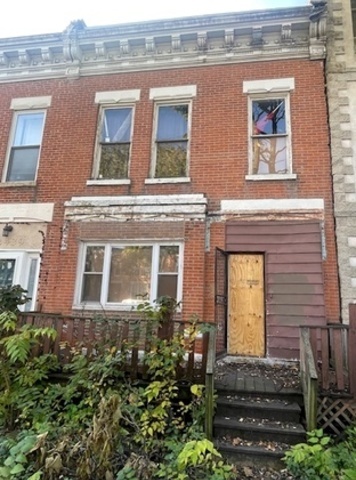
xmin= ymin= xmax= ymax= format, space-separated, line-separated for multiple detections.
xmin=0 ymin=3 xmax=340 ymax=360
xmin=327 ymin=0 xmax=356 ymax=323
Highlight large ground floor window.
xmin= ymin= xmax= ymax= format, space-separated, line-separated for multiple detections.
xmin=75 ymin=242 xmax=183 ymax=309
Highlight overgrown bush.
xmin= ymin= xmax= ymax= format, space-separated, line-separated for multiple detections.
xmin=0 ymin=295 xmax=234 ymax=480
xmin=284 ymin=427 xmax=356 ymax=479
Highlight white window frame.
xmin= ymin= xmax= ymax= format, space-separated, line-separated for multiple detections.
xmin=0 ymin=250 xmax=40 ymax=311
xmin=3 ymin=110 xmax=46 ymax=184
xmin=91 ymin=104 xmax=135 ymax=183
xmin=74 ymin=241 xmax=184 ymax=311
xmin=149 ymin=100 xmax=192 ymax=181
xmin=246 ymin=92 xmax=295 ymax=180
xmin=243 ymin=78 xmax=296 ymax=181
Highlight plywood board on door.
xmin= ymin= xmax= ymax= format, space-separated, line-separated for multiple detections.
xmin=228 ymin=254 xmax=265 ymax=356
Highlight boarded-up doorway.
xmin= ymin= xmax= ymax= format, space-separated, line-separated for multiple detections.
xmin=228 ymin=254 xmax=265 ymax=356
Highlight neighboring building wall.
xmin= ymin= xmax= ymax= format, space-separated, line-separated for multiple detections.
xmin=327 ymin=0 xmax=356 ymax=322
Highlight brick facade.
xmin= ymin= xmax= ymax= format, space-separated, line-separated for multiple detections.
xmin=0 ymin=5 xmax=341 ymax=358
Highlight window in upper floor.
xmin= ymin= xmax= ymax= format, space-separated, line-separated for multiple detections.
xmin=5 ymin=111 xmax=45 ymax=182
xmin=250 ymin=97 xmax=289 ymax=175
xmin=2 ymin=96 xmax=51 ymax=184
xmin=244 ymin=78 xmax=295 ymax=181
xmin=152 ymin=103 xmax=190 ymax=178
xmin=146 ymin=85 xmax=196 ymax=183
xmin=94 ymin=106 xmax=133 ymax=180
xmin=89 ymin=89 xmax=140 ymax=185
xmin=75 ymin=242 xmax=183 ymax=309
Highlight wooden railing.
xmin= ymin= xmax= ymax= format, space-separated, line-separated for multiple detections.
xmin=205 ymin=326 xmax=216 ymax=440
xmin=18 ymin=312 xmax=214 ymax=385
xmin=300 ymin=305 xmax=356 ymax=430
xmin=300 ymin=327 xmax=318 ymax=430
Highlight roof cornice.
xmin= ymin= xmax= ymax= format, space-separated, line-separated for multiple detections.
xmin=0 ymin=5 xmax=327 ymax=83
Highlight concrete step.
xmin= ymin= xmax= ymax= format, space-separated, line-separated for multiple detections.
xmin=216 ymin=394 xmax=302 ymax=423
xmin=215 ymin=440 xmax=287 ymax=469
xmin=214 ymin=416 xmax=306 ymax=444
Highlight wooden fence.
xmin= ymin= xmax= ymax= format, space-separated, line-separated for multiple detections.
xmin=18 ymin=312 xmax=214 ymax=385
xmin=300 ymin=305 xmax=356 ymax=433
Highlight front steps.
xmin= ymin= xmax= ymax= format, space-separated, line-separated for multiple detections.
xmin=213 ymin=361 xmax=305 ymax=468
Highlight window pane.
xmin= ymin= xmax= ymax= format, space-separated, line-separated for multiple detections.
xmin=101 ymin=108 xmax=132 ymax=143
xmin=252 ymin=137 xmax=287 ymax=174
xmin=82 ymin=274 xmax=102 ymax=302
xmin=0 ymin=259 xmax=15 ymax=287
xmin=157 ymin=105 xmax=188 ymax=141
xmin=85 ymin=247 xmax=104 ymax=272
xmin=159 ymin=246 xmax=179 ymax=273
xmin=157 ymin=274 xmax=178 ymax=300
xmin=99 ymin=144 xmax=129 ymax=179
xmin=252 ymin=100 xmax=285 ymax=135
xmin=81 ymin=247 xmax=104 ymax=302
xmin=108 ymin=246 xmax=152 ymax=303
xmin=155 ymin=141 xmax=187 ymax=177
xmin=14 ymin=113 xmax=44 ymax=146
xmin=6 ymin=147 xmax=40 ymax=181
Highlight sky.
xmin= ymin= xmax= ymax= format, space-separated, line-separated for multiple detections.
xmin=1 ymin=0 xmax=309 ymax=39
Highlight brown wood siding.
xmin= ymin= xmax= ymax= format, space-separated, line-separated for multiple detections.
xmin=225 ymin=221 xmax=326 ymax=360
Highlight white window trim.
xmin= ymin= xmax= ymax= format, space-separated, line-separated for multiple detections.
xmin=2 ymin=109 xmax=47 ymax=184
xmin=11 ymin=96 xmax=52 ymax=110
xmin=91 ymin=104 xmax=136 ymax=181
xmin=144 ymin=177 xmax=191 ymax=184
xmin=247 ymin=92 xmax=293 ymax=177
xmin=86 ymin=179 xmax=131 ymax=186
xmin=150 ymin=100 xmax=192 ymax=179
xmin=243 ymin=78 xmax=295 ymax=94
xmin=73 ymin=241 xmax=184 ymax=311
xmin=245 ymin=174 xmax=297 ymax=181
xmin=0 ymin=250 xmax=40 ymax=311
xmin=95 ymin=90 xmax=140 ymax=104
xmin=149 ymin=85 xmax=197 ymax=100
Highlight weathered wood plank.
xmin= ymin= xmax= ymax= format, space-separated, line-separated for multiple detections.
xmin=321 ymin=328 xmax=330 ymax=390
xmin=332 ymin=329 xmax=344 ymax=391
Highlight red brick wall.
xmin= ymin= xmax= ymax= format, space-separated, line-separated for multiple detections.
xmin=0 ymin=59 xmax=340 ymax=327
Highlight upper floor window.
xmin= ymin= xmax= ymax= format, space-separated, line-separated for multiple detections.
xmin=147 ymin=85 xmax=196 ymax=183
xmin=243 ymin=78 xmax=295 ymax=180
xmin=91 ymin=89 xmax=140 ymax=183
xmin=152 ymin=103 xmax=190 ymax=178
xmin=251 ymin=97 xmax=289 ymax=175
xmin=5 ymin=111 xmax=45 ymax=182
xmin=95 ymin=107 xmax=133 ymax=179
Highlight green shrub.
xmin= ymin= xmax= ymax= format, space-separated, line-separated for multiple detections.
xmin=284 ymin=427 xmax=356 ymax=480
xmin=0 ymin=297 xmax=234 ymax=480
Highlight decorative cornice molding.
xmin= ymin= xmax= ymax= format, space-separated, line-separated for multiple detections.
xmin=0 ymin=6 xmax=325 ymax=83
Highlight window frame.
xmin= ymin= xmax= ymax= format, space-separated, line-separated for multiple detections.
xmin=247 ymin=92 xmax=293 ymax=179
xmin=150 ymin=100 xmax=192 ymax=180
xmin=3 ymin=109 xmax=46 ymax=183
xmin=74 ymin=241 xmax=184 ymax=310
xmin=92 ymin=104 xmax=135 ymax=182
xmin=0 ymin=250 xmax=40 ymax=311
